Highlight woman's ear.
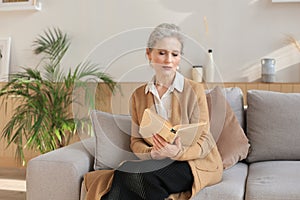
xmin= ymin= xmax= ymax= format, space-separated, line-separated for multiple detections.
xmin=146 ymin=48 xmax=152 ymax=61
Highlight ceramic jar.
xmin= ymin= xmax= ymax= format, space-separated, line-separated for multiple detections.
xmin=261 ymin=58 xmax=276 ymax=83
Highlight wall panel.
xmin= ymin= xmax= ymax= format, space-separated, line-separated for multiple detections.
xmin=1 ymin=82 xmax=300 ymax=168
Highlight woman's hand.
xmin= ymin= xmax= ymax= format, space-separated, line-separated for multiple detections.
xmin=150 ymin=133 xmax=183 ymax=160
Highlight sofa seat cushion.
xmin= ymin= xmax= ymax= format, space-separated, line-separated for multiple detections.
xmin=81 ymin=163 xmax=248 ymax=200
xmin=246 ymin=161 xmax=300 ymax=200
xmin=194 ymin=162 xmax=248 ymax=200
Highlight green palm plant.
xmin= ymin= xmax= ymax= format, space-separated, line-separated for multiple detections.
xmin=0 ymin=28 xmax=116 ymax=165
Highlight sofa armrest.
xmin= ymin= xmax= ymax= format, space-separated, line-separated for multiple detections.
xmin=26 ymin=138 xmax=95 ymax=200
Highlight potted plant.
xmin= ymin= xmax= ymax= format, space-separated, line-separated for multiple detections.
xmin=0 ymin=28 xmax=116 ymax=165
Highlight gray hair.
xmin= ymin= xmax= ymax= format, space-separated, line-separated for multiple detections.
xmin=147 ymin=23 xmax=184 ymax=54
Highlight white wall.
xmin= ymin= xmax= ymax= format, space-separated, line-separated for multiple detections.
xmin=0 ymin=0 xmax=300 ymax=82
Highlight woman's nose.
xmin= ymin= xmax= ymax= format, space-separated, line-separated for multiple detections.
xmin=165 ymin=53 xmax=172 ymax=63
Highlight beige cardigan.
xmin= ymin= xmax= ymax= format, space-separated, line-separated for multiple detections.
xmin=84 ymin=79 xmax=223 ymax=200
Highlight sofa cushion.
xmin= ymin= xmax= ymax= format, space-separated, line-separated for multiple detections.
xmin=206 ymin=86 xmax=250 ymax=169
xmin=222 ymin=87 xmax=245 ymax=130
xmin=206 ymin=87 xmax=245 ymax=129
xmin=246 ymin=90 xmax=300 ymax=163
xmin=246 ymin=161 xmax=300 ymax=200
xmin=90 ymin=110 xmax=137 ymax=170
xmin=194 ymin=162 xmax=248 ymax=200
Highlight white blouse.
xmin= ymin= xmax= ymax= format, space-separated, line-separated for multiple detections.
xmin=145 ymin=71 xmax=184 ymax=121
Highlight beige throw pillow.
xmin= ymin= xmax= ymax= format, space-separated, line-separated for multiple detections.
xmin=206 ymin=87 xmax=250 ymax=169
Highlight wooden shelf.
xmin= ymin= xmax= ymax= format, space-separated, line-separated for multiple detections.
xmin=0 ymin=1 xmax=41 ymax=11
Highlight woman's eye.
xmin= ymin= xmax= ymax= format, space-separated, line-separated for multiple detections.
xmin=157 ymin=50 xmax=179 ymax=56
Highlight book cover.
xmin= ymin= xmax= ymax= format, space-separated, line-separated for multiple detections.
xmin=139 ymin=108 xmax=207 ymax=146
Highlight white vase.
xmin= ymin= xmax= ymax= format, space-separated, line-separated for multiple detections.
xmin=192 ymin=65 xmax=203 ymax=82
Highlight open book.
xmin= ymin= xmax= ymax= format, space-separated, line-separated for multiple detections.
xmin=139 ymin=108 xmax=207 ymax=146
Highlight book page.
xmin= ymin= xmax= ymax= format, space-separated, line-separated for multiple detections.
xmin=174 ymin=122 xmax=207 ymax=146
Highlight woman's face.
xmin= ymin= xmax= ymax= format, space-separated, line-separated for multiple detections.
xmin=147 ymin=37 xmax=182 ymax=77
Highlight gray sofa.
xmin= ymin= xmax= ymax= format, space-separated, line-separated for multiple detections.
xmin=26 ymin=88 xmax=300 ymax=200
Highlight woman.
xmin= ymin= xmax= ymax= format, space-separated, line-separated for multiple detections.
xmin=85 ymin=23 xmax=223 ymax=200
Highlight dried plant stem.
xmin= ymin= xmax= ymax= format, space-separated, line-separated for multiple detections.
xmin=287 ymin=35 xmax=300 ymax=52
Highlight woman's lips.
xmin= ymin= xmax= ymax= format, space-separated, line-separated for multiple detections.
xmin=162 ymin=66 xmax=173 ymax=69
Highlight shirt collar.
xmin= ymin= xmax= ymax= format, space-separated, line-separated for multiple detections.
xmin=145 ymin=71 xmax=184 ymax=94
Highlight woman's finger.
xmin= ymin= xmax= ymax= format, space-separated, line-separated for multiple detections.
xmin=153 ymin=134 xmax=165 ymax=148
xmin=154 ymin=134 xmax=168 ymax=145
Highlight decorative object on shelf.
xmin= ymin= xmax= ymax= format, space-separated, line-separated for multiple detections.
xmin=0 ymin=0 xmax=41 ymax=11
xmin=0 ymin=28 xmax=116 ymax=166
xmin=261 ymin=58 xmax=276 ymax=83
xmin=0 ymin=37 xmax=11 ymax=82
xmin=192 ymin=65 xmax=203 ymax=82
xmin=204 ymin=49 xmax=215 ymax=82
